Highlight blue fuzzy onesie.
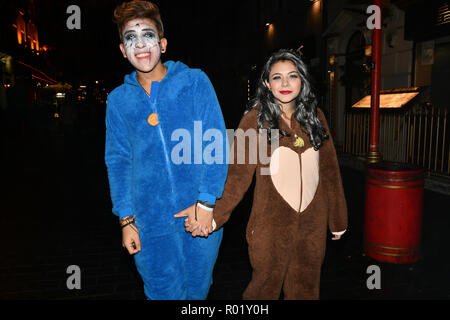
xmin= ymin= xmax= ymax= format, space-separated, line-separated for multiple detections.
xmin=105 ymin=60 xmax=228 ymax=299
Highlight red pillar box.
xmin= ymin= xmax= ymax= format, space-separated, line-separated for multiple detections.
xmin=364 ymin=161 xmax=424 ymax=263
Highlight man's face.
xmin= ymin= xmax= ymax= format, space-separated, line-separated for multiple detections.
xmin=119 ymin=18 xmax=167 ymax=73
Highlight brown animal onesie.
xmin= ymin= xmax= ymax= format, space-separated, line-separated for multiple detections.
xmin=213 ymin=107 xmax=348 ymax=300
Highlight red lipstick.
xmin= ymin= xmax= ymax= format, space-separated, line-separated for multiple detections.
xmin=280 ymin=90 xmax=292 ymax=95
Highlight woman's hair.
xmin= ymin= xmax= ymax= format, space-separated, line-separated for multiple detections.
xmin=247 ymin=49 xmax=328 ymax=150
xmin=113 ymin=0 xmax=164 ymax=41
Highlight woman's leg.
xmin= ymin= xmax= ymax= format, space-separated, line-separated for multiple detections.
xmin=242 ymin=225 xmax=293 ymax=300
xmin=282 ymin=210 xmax=327 ymax=300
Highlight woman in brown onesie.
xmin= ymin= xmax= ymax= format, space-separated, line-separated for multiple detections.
xmin=187 ymin=49 xmax=348 ymax=300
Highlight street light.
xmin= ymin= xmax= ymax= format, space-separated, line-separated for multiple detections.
xmin=266 ymin=23 xmax=275 ymax=36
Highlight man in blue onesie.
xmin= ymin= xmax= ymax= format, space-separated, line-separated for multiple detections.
xmin=105 ymin=0 xmax=228 ymax=300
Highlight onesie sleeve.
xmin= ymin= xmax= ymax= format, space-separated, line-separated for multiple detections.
xmin=317 ymin=108 xmax=348 ymax=235
xmin=213 ymin=111 xmax=258 ymax=229
xmin=104 ymin=96 xmax=133 ymax=220
xmin=194 ymin=71 xmax=229 ymax=205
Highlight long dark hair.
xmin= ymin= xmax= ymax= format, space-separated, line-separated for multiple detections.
xmin=246 ymin=49 xmax=328 ymax=150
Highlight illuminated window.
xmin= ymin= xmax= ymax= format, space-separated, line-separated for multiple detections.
xmin=27 ymin=21 xmax=39 ymax=51
xmin=16 ymin=15 xmax=26 ymax=45
xmin=352 ymin=88 xmax=421 ymax=109
xmin=436 ymin=2 xmax=450 ymax=26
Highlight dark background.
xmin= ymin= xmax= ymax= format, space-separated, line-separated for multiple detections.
xmin=2 ymin=0 xmax=450 ymax=301
xmin=34 ymin=0 xmax=260 ymax=128
xmin=1 ymin=0 xmax=328 ymax=129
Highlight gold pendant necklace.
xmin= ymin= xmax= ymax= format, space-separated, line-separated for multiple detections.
xmin=293 ymin=134 xmax=304 ymax=148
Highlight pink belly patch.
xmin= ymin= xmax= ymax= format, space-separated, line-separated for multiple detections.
xmin=269 ymin=146 xmax=319 ymax=213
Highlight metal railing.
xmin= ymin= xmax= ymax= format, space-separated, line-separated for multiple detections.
xmin=344 ymin=105 xmax=450 ymax=175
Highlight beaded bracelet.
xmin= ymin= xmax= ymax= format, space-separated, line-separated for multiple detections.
xmin=120 ymin=215 xmax=136 ymax=228
xmin=121 ymin=220 xmax=135 ymax=228
xmin=122 ymin=222 xmax=139 ymax=236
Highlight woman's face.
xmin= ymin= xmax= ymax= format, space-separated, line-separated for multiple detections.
xmin=264 ymin=60 xmax=302 ymax=110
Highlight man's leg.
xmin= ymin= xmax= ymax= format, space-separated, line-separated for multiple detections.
xmin=133 ymin=231 xmax=187 ymax=300
xmin=183 ymin=228 xmax=223 ymax=299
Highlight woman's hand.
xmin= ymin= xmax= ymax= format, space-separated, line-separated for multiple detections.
xmin=190 ymin=205 xmax=213 ymax=237
xmin=122 ymin=224 xmax=141 ymax=254
xmin=331 ymin=234 xmax=342 ymax=240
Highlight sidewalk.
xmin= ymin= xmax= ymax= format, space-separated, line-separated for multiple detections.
xmin=0 ymin=132 xmax=449 ymax=300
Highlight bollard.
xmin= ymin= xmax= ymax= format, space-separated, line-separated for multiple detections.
xmin=364 ymin=161 xmax=424 ymax=263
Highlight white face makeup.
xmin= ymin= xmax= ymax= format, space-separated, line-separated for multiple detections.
xmin=120 ymin=19 xmax=163 ymax=73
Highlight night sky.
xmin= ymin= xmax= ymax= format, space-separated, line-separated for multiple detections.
xmin=35 ymin=1 xmax=229 ymax=83
xmin=30 ymin=0 xmax=283 ymax=126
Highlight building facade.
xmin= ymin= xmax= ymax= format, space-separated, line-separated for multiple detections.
xmin=322 ymin=0 xmax=450 ymax=177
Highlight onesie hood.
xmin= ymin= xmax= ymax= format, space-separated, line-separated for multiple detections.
xmin=123 ymin=60 xmax=189 ymax=87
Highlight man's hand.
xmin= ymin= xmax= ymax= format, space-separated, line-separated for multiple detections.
xmin=174 ymin=204 xmax=198 ymax=232
xmin=122 ymin=224 xmax=141 ymax=254
xmin=174 ymin=204 xmax=213 ymax=237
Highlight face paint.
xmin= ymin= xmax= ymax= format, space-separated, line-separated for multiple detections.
xmin=122 ymin=19 xmax=162 ymax=73
xmin=123 ymin=27 xmax=159 ymax=51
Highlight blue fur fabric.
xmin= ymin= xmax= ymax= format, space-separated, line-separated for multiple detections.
xmin=105 ymin=60 xmax=228 ymax=234
xmin=105 ymin=61 xmax=228 ymax=299
xmin=134 ymin=228 xmax=223 ymax=299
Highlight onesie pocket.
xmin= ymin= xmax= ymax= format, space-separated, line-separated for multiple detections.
xmin=245 ymin=223 xmax=256 ymax=245
xmin=245 ymin=225 xmax=258 ymax=268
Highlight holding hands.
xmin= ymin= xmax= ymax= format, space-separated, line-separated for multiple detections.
xmin=174 ymin=202 xmax=215 ymax=238
xmin=121 ymin=201 xmax=216 ymax=257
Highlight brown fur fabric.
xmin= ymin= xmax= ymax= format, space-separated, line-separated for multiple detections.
xmin=213 ymin=108 xmax=348 ymax=300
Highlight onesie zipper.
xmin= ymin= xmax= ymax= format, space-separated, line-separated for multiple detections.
xmin=141 ymin=81 xmax=177 ymax=208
